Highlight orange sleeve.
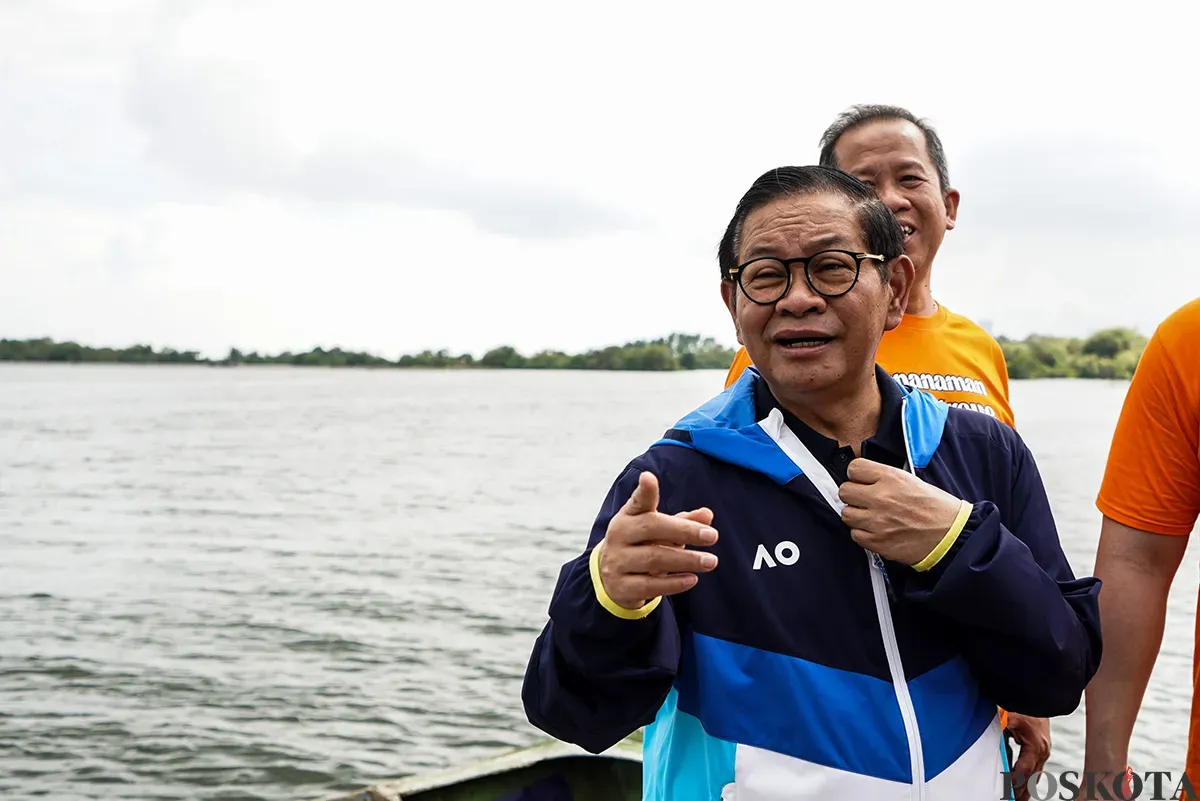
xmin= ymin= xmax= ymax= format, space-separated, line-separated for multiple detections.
xmin=1096 ymin=328 xmax=1200 ymax=535
xmin=724 ymin=347 xmax=753 ymax=389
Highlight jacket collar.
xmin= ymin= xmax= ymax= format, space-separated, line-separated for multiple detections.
xmin=655 ymin=364 xmax=948 ymax=484
xmin=752 ymin=365 xmax=910 ymax=470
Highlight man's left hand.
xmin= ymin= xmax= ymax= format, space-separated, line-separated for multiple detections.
xmin=838 ymin=458 xmax=965 ymax=567
xmin=1007 ymin=714 xmax=1051 ymax=801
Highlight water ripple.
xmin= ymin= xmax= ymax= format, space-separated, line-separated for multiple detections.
xmin=1 ymin=366 xmax=1196 ymax=798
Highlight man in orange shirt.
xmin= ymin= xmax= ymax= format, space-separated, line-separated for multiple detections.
xmin=1082 ymin=297 xmax=1200 ymax=798
xmin=724 ymin=105 xmax=1013 ymax=426
xmin=723 ymin=105 xmax=1040 ymax=788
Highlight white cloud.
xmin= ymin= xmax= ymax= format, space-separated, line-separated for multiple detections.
xmin=2 ymin=0 xmax=1199 ymax=358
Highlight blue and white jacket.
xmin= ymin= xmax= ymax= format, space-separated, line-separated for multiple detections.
xmin=522 ymin=367 xmax=1102 ymax=800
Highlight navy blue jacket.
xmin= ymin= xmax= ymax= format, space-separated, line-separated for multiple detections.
xmin=522 ymin=367 xmax=1102 ymax=800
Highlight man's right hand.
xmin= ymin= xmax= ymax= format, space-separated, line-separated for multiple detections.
xmin=598 ymin=471 xmax=719 ymax=610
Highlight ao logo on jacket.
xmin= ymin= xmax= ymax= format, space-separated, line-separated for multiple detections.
xmin=753 ymin=540 xmax=799 ymax=570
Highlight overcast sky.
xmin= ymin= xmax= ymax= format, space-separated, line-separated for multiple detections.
xmin=3 ymin=0 xmax=1198 ymax=359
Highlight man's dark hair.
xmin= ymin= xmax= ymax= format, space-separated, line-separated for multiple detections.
xmin=817 ymin=104 xmax=950 ymax=193
xmin=717 ymin=165 xmax=904 ymax=283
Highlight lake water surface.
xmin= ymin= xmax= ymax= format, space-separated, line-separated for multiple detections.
xmin=1 ymin=365 xmax=1196 ymax=799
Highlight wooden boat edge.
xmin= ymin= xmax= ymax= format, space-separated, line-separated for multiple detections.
xmin=308 ymin=735 xmax=642 ymax=801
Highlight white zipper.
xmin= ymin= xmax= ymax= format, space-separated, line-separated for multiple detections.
xmin=868 ymin=549 xmax=926 ymax=800
xmin=885 ymin=397 xmax=926 ymax=800
xmin=758 ymin=404 xmax=928 ymax=797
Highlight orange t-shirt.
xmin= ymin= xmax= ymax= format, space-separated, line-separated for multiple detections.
xmin=1095 ymin=297 xmax=1200 ymax=786
xmin=724 ymin=303 xmax=1015 ymax=427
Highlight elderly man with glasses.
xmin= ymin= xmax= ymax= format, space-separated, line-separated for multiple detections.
xmin=521 ymin=165 xmax=1101 ymax=801
xmin=724 ymin=106 xmax=1052 ymax=795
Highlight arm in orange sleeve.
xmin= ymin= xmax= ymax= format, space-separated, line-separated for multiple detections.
xmin=1084 ymin=320 xmax=1200 ymax=778
xmin=1096 ymin=328 xmax=1200 ymax=535
xmin=1083 ymin=516 xmax=1187 ymax=778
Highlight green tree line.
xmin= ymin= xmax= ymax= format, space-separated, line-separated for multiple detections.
xmin=0 ymin=327 xmax=1148 ymax=378
xmin=0 ymin=333 xmax=734 ymax=371
xmin=997 ymin=327 xmax=1146 ymax=380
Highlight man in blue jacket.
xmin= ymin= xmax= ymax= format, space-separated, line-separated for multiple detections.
xmin=521 ymin=165 xmax=1102 ymax=800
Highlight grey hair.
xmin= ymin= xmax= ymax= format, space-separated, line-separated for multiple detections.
xmin=817 ymin=104 xmax=950 ymax=193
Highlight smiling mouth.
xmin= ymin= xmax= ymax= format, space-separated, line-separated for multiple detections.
xmin=900 ymin=225 xmax=915 ymax=241
xmin=778 ymin=337 xmax=833 ymax=349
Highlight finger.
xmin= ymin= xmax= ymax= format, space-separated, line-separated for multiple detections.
xmin=1029 ymin=737 xmax=1050 ymax=765
xmin=1011 ymin=740 xmax=1049 ymax=798
xmin=633 ymin=514 xmax=718 ymax=547
xmin=1013 ymin=749 xmax=1036 ymax=779
xmin=837 ymin=481 xmax=872 ymax=509
xmin=674 ymin=507 xmax=714 ymax=527
xmin=848 ymin=528 xmax=874 ymax=550
xmin=608 ymin=539 xmax=718 ymax=575
xmin=625 ymin=543 xmax=717 ymax=575
xmin=1011 ymin=750 xmax=1034 ymax=801
xmin=624 ymin=572 xmax=700 ymax=599
xmin=623 ymin=471 xmax=660 ymax=515
xmin=840 ymin=506 xmax=872 ymax=531
xmin=846 ymin=457 xmax=888 ymax=484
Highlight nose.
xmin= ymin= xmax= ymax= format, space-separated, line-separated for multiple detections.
xmin=875 ymin=180 xmax=910 ymax=214
xmin=775 ymin=266 xmax=826 ymax=317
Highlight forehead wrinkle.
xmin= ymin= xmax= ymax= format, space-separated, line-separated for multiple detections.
xmin=837 ymin=121 xmax=933 ymax=168
xmin=744 ymin=231 xmax=851 ymax=261
xmin=741 ymin=213 xmax=857 ymax=260
xmin=735 ymin=192 xmax=861 ymax=262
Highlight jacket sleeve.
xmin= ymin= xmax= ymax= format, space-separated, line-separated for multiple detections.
xmin=521 ymin=462 xmax=682 ymax=753
xmin=901 ymin=430 xmax=1103 ymax=718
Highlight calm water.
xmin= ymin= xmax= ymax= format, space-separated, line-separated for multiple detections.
xmin=1 ymin=365 xmax=1196 ymax=800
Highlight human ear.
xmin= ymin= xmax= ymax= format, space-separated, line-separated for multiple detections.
xmin=885 ymin=255 xmax=915 ymax=330
xmin=943 ymin=188 xmax=961 ymax=231
xmin=720 ymin=280 xmax=744 ymax=345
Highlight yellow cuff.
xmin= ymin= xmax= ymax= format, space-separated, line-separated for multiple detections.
xmin=913 ymin=500 xmax=972 ymax=572
xmin=589 ymin=541 xmax=662 ymax=620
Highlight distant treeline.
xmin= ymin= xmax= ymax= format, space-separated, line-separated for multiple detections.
xmin=0 ymin=333 xmax=736 ymax=372
xmin=400 ymin=333 xmax=736 ymax=371
xmin=0 ymin=327 xmax=1148 ymax=378
xmin=997 ymin=327 xmax=1146 ymax=380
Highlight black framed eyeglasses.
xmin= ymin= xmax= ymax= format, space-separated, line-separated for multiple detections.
xmin=726 ymin=250 xmax=885 ymax=304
